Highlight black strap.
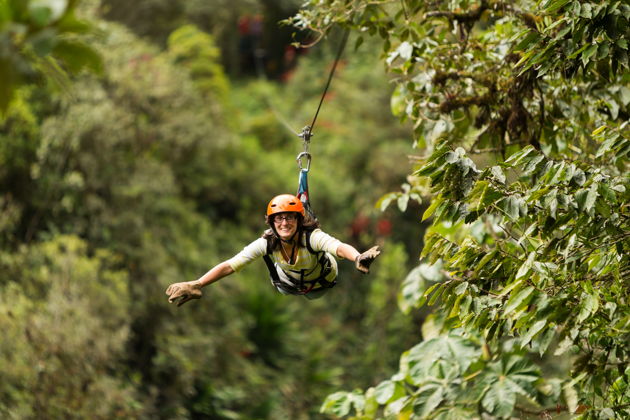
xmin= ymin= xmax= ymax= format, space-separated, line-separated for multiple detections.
xmin=264 ymin=232 xmax=336 ymax=295
xmin=305 ymin=229 xmax=316 ymax=254
xmin=263 ymin=254 xmax=280 ymax=283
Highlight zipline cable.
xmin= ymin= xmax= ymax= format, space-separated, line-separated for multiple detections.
xmin=252 ymin=24 xmax=352 ymax=142
xmin=296 ymin=26 xmax=351 ymax=219
xmin=252 ymin=24 xmax=352 ymax=218
xmin=300 ymin=25 xmax=351 ymax=143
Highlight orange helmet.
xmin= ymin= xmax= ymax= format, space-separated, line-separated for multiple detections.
xmin=267 ymin=194 xmax=305 ymax=217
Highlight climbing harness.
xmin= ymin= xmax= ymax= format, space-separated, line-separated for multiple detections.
xmin=262 ymin=229 xmax=337 ymax=295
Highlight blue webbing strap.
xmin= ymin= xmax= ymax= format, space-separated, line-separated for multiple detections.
xmin=296 ymin=168 xmax=315 ymax=219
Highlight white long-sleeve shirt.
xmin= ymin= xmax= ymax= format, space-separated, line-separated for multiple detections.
xmin=227 ymin=229 xmax=341 ymax=282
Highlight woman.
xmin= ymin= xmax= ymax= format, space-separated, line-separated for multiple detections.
xmin=166 ymin=194 xmax=381 ymax=306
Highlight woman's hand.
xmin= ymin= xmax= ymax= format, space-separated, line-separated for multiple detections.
xmin=165 ymin=281 xmax=202 ymax=307
xmin=355 ymin=246 xmax=381 ymax=274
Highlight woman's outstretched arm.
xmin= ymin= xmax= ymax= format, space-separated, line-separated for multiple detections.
xmin=166 ymin=261 xmax=235 ymax=306
xmin=336 ymin=243 xmax=381 ymax=274
xmin=336 ymin=243 xmax=361 ymax=262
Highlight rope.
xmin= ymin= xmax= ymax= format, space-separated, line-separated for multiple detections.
xmin=251 ymin=22 xmax=352 ymax=143
xmin=252 ymin=24 xmax=352 ymax=218
xmin=295 ymin=25 xmax=351 ymax=219
xmin=302 ymin=25 xmax=351 ymax=142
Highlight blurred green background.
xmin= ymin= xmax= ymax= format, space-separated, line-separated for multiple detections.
xmin=0 ymin=0 xmax=426 ymax=418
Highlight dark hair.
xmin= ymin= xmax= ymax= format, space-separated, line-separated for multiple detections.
xmin=262 ymin=213 xmax=321 ymax=252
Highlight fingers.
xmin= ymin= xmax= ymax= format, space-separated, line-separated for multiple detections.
xmin=177 ymin=295 xmax=192 ymax=307
xmin=166 ymin=283 xmax=184 ymax=303
xmin=166 ymin=283 xmax=202 ymax=307
xmin=362 ymin=246 xmax=382 ymax=265
xmin=355 ymin=246 xmax=382 ymax=274
xmin=356 ymin=258 xmax=370 ymax=274
xmin=168 ymin=291 xmax=185 ymax=304
xmin=165 ymin=283 xmax=182 ymax=296
xmin=173 ymin=292 xmax=201 ymax=306
xmin=366 ymin=246 xmax=381 ymax=257
xmin=168 ymin=291 xmax=191 ymax=305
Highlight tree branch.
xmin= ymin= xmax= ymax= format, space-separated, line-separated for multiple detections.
xmin=425 ymin=0 xmax=489 ymax=24
xmin=515 ymin=404 xmax=569 ymax=417
xmin=424 ymin=1 xmax=540 ymax=31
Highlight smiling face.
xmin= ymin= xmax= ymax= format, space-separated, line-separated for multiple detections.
xmin=272 ymin=212 xmax=298 ymax=241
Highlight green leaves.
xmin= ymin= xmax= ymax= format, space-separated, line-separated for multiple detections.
xmin=405 ymin=141 xmax=628 ymax=417
xmin=29 ymin=0 xmax=69 ymax=26
xmin=398 ymin=261 xmax=444 ymax=314
xmin=297 ymin=0 xmax=630 ymax=418
xmin=320 ymin=390 xmax=366 ymax=417
xmin=515 ymin=0 xmax=630 ymax=76
xmin=323 ymin=331 xmax=546 ymax=420
xmin=373 ymin=380 xmax=401 ymax=405
xmin=405 ymin=333 xmax=481 ymax=384
xmin=480 ymin=355 xmax=540 ymax=418
xmin=543 ymin=0 xmax=571 ymax=14
xmin=0 ymin=236 xmax=142 ymax=418
xmin=167 ymin=25 xmax=230 ymax=104
xmin=52 ymin=39 xmax=103 ymax=74
xmin=467 ymin=180 xmax=502 ymax=212
xmin=505 ymin=285 xmax=535 ymax=314
xmin=577 ymin=289 xmax=599 ymax=323
xmin=376 ymin=183 xmax=423 ymax=212
xmin=0 ymin=0 xmax=101 ymax=113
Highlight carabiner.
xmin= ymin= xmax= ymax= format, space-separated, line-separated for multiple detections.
xmin=296 ymin=152 xmax=311 ymax=172
xmin=298 ymin=126 xmax=313 ymax=143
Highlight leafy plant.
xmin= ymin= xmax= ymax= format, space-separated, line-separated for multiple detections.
xmin=293 ymin=0 xmax=630 ymax=418
xmin=0 ymin=0 xmax=102 ymax=112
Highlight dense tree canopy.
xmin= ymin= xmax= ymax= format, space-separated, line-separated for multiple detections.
xmin=1 ymin=1 xmax=421 ymax=419
xmin=290 ymin=0 xmax=630 ymax=419
xmin=1 ymin=0 xmax=628 ymax=419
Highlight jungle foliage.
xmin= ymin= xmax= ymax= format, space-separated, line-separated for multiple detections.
xmin=0 ymin=0 xmax=102 ymax=112
xmin=291 ymin=0 xmax=630 ymax=419
xmin=2 ymin=0 xmax=629 ymax=419
xmin=0 ymin=1 xmax=421 ymax=419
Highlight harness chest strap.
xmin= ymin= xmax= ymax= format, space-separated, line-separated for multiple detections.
xmin=263 ymin=230 xmax=336 ymax=295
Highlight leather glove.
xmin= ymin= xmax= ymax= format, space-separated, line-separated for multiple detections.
xmin=355 ymin=246 xmax=381 ymax=274
xmin=165 ymin=281 xmax=202 ymax=307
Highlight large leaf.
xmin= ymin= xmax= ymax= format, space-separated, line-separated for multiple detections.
xmin=52 ymin=39 xmax=103 ymax=74
xmin=406 ymin=333 xmax=481 ymax=385
xmin=504 ymin=285 xmax=535 ymax=314
xmin=320 ymin=391 xmax=365 ymax=417
xmin=480 ymin=355 xmax=540 ymax=417
xmin=482 ymin=380 xmax=517 ymax=418
xmin=374 ymin=380 xmax=405 ymax=405
xmin=320 ymin=392 xmax=352 ymax=416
